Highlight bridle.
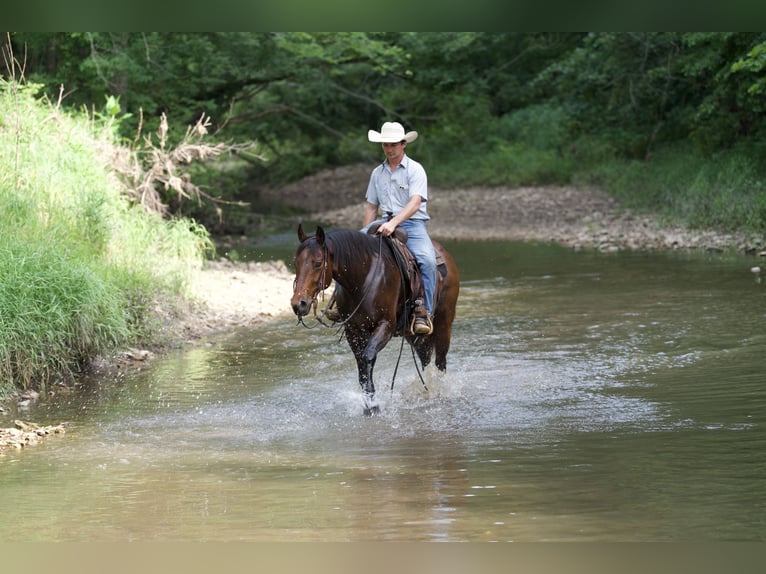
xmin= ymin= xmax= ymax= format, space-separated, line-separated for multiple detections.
xmin=294 ymin=238 xmax=332 ymax=329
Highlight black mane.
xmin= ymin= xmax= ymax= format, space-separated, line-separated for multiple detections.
xmin=326 ymin=229 xmax=390 ymax=270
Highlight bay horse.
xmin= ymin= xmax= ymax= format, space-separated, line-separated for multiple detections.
xmin=291 ymin=224 xmax=460 ymax=415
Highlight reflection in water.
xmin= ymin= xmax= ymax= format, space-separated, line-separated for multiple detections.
xmin=1 ymin=242 xmax=765 ymax=541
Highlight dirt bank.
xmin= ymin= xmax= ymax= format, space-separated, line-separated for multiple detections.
xmin=183 ymin=259 xmax=295 ymax=337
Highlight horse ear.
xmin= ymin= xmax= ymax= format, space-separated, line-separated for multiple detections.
xmin=316 ymin=226 xmax=325 ymax=246
xmin=298 ymin=223 xmax=308 ymax=242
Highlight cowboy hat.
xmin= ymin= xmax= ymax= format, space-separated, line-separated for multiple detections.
xmin=368 ymin=121 xmax=418 ymax=143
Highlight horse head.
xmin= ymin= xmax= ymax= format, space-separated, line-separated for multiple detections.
xmin=291 ymin=224 xmax=333 ymax=317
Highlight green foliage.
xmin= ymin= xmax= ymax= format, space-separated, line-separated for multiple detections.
xmin=731 ymin=40 xmax=766 ymax=102
xmin=8 ymin=32 xmax=766 ymax=234
xmin=0 ymin=79 xmax=211 ymax=393
xmin=428 ymin=103 xmax=580 ymax=187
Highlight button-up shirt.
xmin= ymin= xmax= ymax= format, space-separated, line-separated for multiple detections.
xmin=365 ymin=155 xmax=429 ymax=221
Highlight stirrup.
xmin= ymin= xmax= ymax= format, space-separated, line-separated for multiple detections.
xmin=411 ymin=314 xmax=433 ymax=336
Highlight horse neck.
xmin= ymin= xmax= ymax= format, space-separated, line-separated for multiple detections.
xmin=328 ymin=231 xmax=380 ymax=292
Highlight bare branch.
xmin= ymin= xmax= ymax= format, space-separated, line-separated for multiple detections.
xmin=108 ymin=112 xmax=263 ymax=216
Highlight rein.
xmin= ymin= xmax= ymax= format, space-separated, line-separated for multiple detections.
xmin=389 ymin=334 xmax=429 ymax=394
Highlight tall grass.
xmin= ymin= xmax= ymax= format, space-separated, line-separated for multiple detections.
xmin=580 ymin=143 xmax=766 ymax=231
xmin=0 ymin=239 xmax=129 ymax=388
xmin=0 ymin=81 xmax=211 ymax=396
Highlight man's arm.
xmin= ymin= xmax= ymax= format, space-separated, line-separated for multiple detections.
xmin=363 ymin=201 xmax=379 ymax=227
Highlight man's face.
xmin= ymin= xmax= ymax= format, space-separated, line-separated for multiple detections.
xmin=382 ymin=141 xmax=406 ymax=163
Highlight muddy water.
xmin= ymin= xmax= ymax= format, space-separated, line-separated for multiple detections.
xmin=1 ymin=241 xmax=765 ymax=541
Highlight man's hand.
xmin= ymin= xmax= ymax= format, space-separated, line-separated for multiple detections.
xmin=376 ymin=220 xmax=397 ymax=236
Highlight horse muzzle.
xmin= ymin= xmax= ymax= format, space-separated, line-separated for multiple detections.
xmin=291 ymin=296 xmax=313 ymax=317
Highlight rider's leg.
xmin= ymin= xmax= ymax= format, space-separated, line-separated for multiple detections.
xmin=400 ymin=219 xmax=437 ymax=334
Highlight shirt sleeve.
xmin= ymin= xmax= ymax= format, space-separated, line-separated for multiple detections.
xmin=408 ymin=161 xmax=428 ymax=202
xmin=365 ymin=168 xmax=379 ymax=205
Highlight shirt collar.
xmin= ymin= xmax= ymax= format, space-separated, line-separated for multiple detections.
xmin=381 ymin=154 xmax=409 ymax=170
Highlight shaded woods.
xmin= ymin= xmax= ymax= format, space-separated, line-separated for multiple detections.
xmin=8 ymin=32 xmax=766 ymax=232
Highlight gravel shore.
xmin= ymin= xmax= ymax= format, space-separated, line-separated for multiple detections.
xmin=289 ymin=166 xmax=765 ymax=254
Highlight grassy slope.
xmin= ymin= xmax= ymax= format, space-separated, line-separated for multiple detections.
xmin=0 ymin=82 xmax=210 ymax=395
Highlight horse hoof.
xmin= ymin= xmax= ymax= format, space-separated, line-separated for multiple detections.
xmin=363 ymin=405 xmax=380 ymax=417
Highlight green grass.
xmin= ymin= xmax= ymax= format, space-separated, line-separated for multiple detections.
xmin=0 ymin=239 xmax=129 ymax=390
xmin=579 ymin=143 xmax=766 ymax=232
xmin=0 ymin=81 xmax=212 ymax=396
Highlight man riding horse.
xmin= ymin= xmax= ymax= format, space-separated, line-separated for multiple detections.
xmin=326 ymin=121 xmax=437 ymax=335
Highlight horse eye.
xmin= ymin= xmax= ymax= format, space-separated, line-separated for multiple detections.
xmin=312 ymin=261 xmax=323 ymax=270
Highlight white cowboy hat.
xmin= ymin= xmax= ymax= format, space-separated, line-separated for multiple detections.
xmin=368 ymin=121 xmax=418 ymax=143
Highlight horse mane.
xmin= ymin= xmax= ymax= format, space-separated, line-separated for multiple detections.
xmin=326 ymin=229 xmax=384 ymax=270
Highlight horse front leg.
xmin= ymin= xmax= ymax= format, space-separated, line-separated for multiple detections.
xmin=356 ymin=355 xmax=379 ymax=416
xmin=348 ymin=321 xmax=393 ymax=416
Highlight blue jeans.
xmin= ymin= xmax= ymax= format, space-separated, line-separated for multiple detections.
xmin=363 ymin=218 xmax=437 ymax=314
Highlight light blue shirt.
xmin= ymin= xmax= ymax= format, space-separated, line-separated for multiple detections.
xmin=365 ymin=155 xmax=429 ymax=221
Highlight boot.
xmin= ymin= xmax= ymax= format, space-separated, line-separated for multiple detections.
xmin=410 ymin=298 xmax=434 ymax=335
xmin=413 ymin=314 xmax=433 ymax=335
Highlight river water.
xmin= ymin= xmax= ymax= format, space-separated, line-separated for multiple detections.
xmin=1 ymin=240 xmax=764 ymax=541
